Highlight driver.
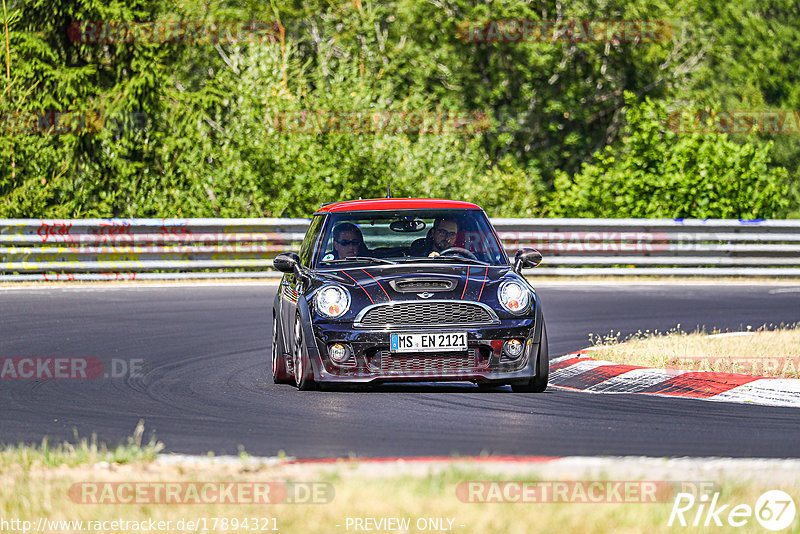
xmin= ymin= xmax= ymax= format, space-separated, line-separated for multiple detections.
xmin=409 ymin=217 xmax=459 ymax=257
xmin=330 ymin=223 xmax=369 ymax=259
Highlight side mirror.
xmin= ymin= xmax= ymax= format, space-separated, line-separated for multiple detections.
xmin=513 ymin=248 xmax=543 ymax=273
xmin=273 ymin=252 xmax=301 ymax=273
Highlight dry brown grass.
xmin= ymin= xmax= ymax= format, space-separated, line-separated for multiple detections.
xmin=3 ymin=457 xmax=798 ymax=534
xmin=3 ymin=429 xmax=800 ymax=533
xmin=585 ymin=324 xmax=800 ymax=377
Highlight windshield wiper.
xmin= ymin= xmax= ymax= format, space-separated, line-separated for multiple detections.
xmin=323 ymin=256 xmax=397 ymax=265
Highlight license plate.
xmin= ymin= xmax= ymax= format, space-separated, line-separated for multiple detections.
xmin=390 ymin=332 xmax=467 ymax=353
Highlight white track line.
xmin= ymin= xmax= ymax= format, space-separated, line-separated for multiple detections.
xmin=708 ymin=379 xmax=800 ymax=407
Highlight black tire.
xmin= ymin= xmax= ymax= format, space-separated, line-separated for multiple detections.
xmin=292 ymin=315 xmax=317 ymax=391
xmin=511 ymin=320 xmax=549 ymax=393
xmin=271 ymin=314 xmax=292 ymax=384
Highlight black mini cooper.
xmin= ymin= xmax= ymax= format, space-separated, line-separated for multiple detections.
xmin=271 ymin=198 xmax=548 ymax=391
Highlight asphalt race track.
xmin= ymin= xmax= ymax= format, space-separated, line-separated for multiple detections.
xmin=1 ymin=282 xmax=799 ymax=459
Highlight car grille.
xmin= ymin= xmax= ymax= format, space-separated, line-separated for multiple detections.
xmin=371 ymin=350 xmax=488 ymax=376
xmin=356 ymin=301 xmax=495 ymax=327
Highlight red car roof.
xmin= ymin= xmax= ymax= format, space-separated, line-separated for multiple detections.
xmin=315 ymin=198 xmax=482 ymax=213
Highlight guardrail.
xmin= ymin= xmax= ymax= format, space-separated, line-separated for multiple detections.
xmin=1 ymin=218 xmax=800 ymax=280
xmin=494 ymin=218 xmax=800 ymax=276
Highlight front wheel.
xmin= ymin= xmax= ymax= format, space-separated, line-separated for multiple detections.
xmin=271 ymin=314 xmax=292 ymax=384
xmin=292 ymin=315 xmax=317 ymax=391
xmin=511 ymin=321 xmax=549 ymax=393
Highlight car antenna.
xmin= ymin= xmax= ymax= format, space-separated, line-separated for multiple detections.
xmin=386 ymin=184 xmax=392 ymax=198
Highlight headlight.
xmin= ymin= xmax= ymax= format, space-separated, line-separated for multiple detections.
xmin=314 ymin=284 xmax=351 ymax=319
xmin=497 ymin=279 xmax=531 ymax=314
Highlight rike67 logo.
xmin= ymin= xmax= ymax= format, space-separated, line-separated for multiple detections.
xmin=669 ymin=490 xmax=796 ymax=531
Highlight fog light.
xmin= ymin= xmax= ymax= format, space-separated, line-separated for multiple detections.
xmin=329 ymin=343 xmax=348 ymax=363
xmin=503 ymin=339 xmax=523 ymax=359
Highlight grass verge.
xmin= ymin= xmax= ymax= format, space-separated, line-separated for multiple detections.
xmin=1 ymin=421 xmax=163 ymax=469
xmin=3 ymin=444 xmax=800 ymax=533
xmin=2 ymin=427 xmax=800 ymax=533
xmin=584 ymin=324 xmax=800 ymax=377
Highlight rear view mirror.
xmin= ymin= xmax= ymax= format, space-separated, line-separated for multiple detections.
xmin=390 ymin=219 xmax=426 ymax=232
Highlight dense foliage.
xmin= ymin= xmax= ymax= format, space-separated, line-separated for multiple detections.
xmin=551 ymin=94 xmax=789 ymax=218
xmin=0 ymin=0 xmax=796 ymax=218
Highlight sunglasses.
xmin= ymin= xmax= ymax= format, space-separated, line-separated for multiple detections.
xmin=435 ymin=228 xmax=457 ymax=239
xmin=336 ymin=239 xmax=362 ymax=246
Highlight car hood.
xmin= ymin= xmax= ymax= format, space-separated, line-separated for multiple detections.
xmin=311 ymin=263 xmax=518 ymax=303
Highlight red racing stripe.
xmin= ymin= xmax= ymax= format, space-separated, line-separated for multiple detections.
xmin=341 ymin=271 xmax=373 ymax=304
xmin=360 ymin=269 xmax=391 ymax=301
xmin=477 ymin=267 xmax=488 ymax=301
xmin=460 ymin=267 xmax=470 ymax=299
xmin=639 ymin=372 xmax=761 ymax=398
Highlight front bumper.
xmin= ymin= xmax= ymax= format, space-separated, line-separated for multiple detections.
xmin=308 ymin=319 xmax=540 ymax=384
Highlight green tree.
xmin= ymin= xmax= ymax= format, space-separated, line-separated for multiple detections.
xmin=0 ymin=0 xmax=174 ymax=217
xmin=1 ymin=0 xmax=797 ymax=219
xmin=550 ymin=93 xmax=789 ymax=218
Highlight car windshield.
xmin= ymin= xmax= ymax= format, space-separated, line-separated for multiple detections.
xmin=315 ymin=209 xmax=508 ymax=267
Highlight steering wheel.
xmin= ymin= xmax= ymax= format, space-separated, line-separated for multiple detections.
xmin=440 ymin=247 xmax=479 ymax=261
